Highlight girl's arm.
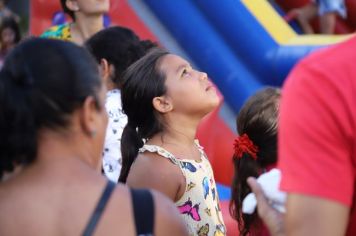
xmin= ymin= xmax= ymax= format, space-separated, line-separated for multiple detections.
xmin=152 ymin=190 xmax=188 ymax=236
xmin=126 ymin=153 xmax=185 ymax=202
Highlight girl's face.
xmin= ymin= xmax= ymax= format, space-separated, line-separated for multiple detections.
xmin=71 ymin=0 xmax=109 ymax=15
xmin=159 ymin=54 xmax=219 ymax=117
xmin=1 ymin=27 xmax=15 ymax=46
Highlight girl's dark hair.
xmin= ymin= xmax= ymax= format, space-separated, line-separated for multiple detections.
xmin=60 ymin=0 xmax=75 ymax=21
xmin=118 ymin=48 xmax=169 ymax=183
xmin=0 ymin=38 xmax=101 ymax=178
xmin=230 ymin=87 xmax=281 ymax=236
xmin=0 ymin=17 xmax=21 ymax=45
xmin=85 ymin=26 xmax=157 ymax=89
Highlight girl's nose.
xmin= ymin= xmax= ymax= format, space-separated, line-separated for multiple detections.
xmin=199 ymin=72 xmax=208 ymax=81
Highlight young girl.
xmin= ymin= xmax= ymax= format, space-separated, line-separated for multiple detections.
xmin=41 ymin=0 xmax=109 ymax=45
xmin=230 ymin=87 xmax=281 ymax=236
xmin=119 ymin=48 xmax=226 ymax=236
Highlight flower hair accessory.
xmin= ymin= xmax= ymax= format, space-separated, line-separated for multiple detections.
xmin=233 ymin=134 xmax=259 ymax=160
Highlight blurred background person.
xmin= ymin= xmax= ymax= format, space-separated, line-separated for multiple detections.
xmin=230 ymin=87 xmax=280 ymax=236
xmin=0 ymin=0 xmax=20 ymax=24
xmin=85 ymin=26 xmax=157 ymax=182
xmin=0 ymin=17 xmax=20 ymax=68
xmin=41 ymin=0 xmax=109 ymax=45
xmin=285 ymin=0 xmax=347 ymax=34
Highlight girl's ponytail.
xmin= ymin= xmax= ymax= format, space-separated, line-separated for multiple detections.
xmin=230 ymin=134 xmax=260 ymax=236
xmin=119 ymin=48 xmax=169 ymax=183
xmin=119 ymin=121 xmax=144 ymax=183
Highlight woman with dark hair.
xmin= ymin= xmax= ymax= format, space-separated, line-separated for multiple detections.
xmin=0 ymin=38 xmax=187 ymax=236
xmin=41 ymin=0 xmax=108 ymax=45
xmin=119 ymin=48 xmax=226 ymax=236
xmin=230 ymin=87 xmax=281 ymax=236
xmin=0 ymin=17 xmax=20 ymax=68
xmin=85 ymin=26 xmax=157 ymax=182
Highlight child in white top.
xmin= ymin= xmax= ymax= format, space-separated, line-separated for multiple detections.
xmin=85 ymin=26 xmax=157 ymax=182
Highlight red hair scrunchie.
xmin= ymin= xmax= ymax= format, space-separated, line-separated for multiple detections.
xmin=233 ymin=134 xmax=259 ymax=160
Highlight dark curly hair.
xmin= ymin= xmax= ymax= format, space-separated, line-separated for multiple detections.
xmin=0 ymin=17 xmax=21 ymax=46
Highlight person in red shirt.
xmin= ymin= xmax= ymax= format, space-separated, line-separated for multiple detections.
xmin=248 ymin=36 xmax=356 ymax=235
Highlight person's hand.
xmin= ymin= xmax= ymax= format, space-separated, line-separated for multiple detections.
xmin=247 ymin=177 xmax=285 ymax=236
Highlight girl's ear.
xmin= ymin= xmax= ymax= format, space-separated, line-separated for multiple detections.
xmin=99 ymin=58 xmax=110 ymax=83
xmin=66 ymin=0 xmax=80 ymax=11
xmin=152 ymin=96 xmax=173 ymax=113
xmin=99 ymin=58 xmax=116 ymax=90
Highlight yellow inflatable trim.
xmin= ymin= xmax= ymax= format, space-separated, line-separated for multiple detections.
xmin=241 ymin=0 xmax=351 ymax=46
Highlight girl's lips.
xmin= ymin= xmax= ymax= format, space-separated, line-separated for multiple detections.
xmin=206 ymin=84 xmax=214 ymax=91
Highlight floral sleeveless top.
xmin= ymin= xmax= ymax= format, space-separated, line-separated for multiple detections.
xmin=139 ymin=141 xmax=226 ymax=236
xmin=40 ymin=23 xmax=71 ymax=41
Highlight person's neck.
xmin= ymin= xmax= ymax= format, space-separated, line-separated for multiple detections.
xmin=71 ymin=14 xmax=103 ymax=45
xmin=36 ymin=130 xmax=100 ymax=171
xmin=106 ymin=79 xmax=117 ymax=91
xmin=152 ymin=113 xmax=201 ymax=148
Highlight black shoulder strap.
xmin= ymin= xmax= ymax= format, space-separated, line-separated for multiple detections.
xmin=131 ymin=189 xmax=155 ymax=235
xmin=82 ymin=181 xmax=116 ymax=236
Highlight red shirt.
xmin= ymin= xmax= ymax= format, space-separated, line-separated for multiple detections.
xmin=278 ymin=36 xmax=356 ymax=235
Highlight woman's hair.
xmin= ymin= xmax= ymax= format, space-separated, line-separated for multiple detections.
xmin=230 ymin=87 xmax=281 ymax=236
xmin=0 ymin=38 xmax=102 ymax=178
xmin=118 ymin=48 xmax=169 ymax=183
xmin=85 ymin=26 xmax=157 ymax=89
xmin=0 ymin=17 xmax=21 ymax=45
xmin=60 ymin=0 xmax=75 ymax=21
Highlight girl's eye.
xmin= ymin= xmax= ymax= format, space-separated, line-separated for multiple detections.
xmin=182 ymin=68 xmax=190 ymax=77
